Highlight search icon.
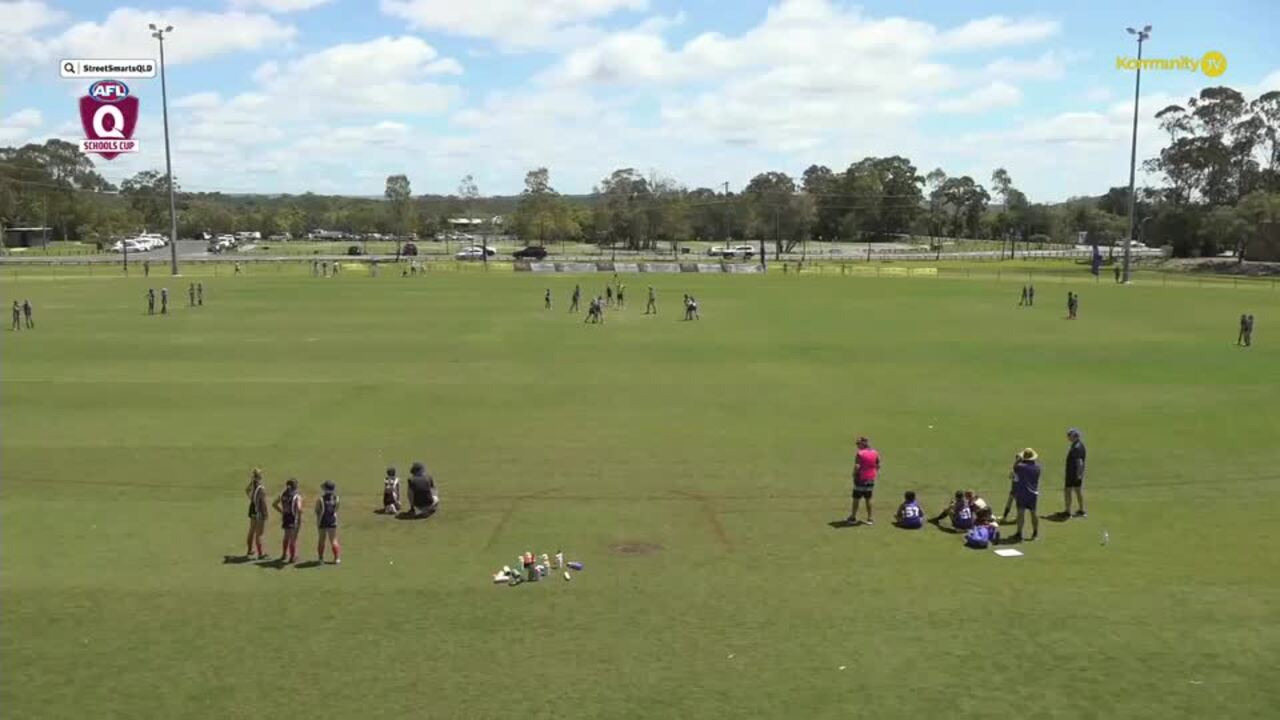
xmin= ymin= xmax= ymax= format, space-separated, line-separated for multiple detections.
xmin=59 ymin=60 xmax=80 ymax=77
xmin=64 ymin=61 xmax=76 ymax=74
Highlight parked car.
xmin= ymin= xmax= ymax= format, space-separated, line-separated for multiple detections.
xmin=459 ymin=245 xmax=496 ymax=257
xmin=402 ymin=242 xmax=418 ymax=256
xmin=707 ymin=246 xmax=728 ymax=257
xmin=455 ymin=247 xmax=486 ymax=260
xmin=512 ymin=246 xmax=548 ymax=260
xmin=732 ymin=244 xmax=756 ymax=259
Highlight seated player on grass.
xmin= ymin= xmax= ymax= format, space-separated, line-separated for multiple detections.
xmin=964 ymin=508 xmax=1001 ymax=549
xmin=406 ymin=461 xmax=439 ymax=517
xmin=894 ymin=491 xmax=925 ymax=529
xmin=931 ymin=490 xmax=975 ymax=530
xmin=381 ymin=467 xmax=401 ymax=515
xmin=965 ymin=490 xmax=989 ymax=517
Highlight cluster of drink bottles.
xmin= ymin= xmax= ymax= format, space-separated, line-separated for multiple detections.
xmin=493 ymin=551 xmax=585 ymax=586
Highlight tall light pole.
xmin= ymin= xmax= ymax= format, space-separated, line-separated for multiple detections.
xmin=151 ymin=23 xmax=179 ymax=275
xmin=1122 ymin=24 xmax=1151 ymax=285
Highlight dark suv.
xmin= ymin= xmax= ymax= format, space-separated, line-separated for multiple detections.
xmin=512 ymin=246 xmax=549 ymax=260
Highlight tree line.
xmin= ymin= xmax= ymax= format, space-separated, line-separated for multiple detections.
xmin=2 ymin=85 xmax=1278 ymax=258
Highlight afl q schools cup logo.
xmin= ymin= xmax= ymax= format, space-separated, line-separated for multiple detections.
xmin=79 ymin=79 xmax=140 ymax=159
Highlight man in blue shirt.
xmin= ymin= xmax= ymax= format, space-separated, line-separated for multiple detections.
xmin=1010 ymin=448 xmax=1041 ymax=543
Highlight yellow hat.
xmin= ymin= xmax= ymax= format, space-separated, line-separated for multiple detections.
xmin=1020 ymin=448 xmax=1039 ymax=462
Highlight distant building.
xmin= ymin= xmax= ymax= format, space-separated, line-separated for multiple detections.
xmin=2 ymin=226 xmax=52 ymax=248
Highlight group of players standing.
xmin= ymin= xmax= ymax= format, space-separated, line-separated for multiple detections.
xmin=144 ymin=283 xmax=204 ymax=315
xmin=845 ymin=428 xmax=1089 ymax=549
xmin=546 ymin=276 xmax=701 ymax=323
xmin=240 ymin=463 xmax=440 ymax=566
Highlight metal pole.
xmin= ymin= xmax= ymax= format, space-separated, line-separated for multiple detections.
xmin=154 ymin=27 xmax=180 ymax=275
xmin=1123 ymin=26 xmax=1150 ymax=285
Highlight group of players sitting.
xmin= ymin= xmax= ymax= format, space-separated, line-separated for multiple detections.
xmin=892 ymin=489 xmax=1002 ymax=549
xmin=379 ymin=462 xmax=440 ymax=517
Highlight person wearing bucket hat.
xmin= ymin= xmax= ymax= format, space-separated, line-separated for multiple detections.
xmin=1062 ymin=428 xmax=1088 ymax=518
xmin=1009 ymin=448 xmax=1041 ymax=542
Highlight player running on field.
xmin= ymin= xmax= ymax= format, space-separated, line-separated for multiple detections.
xmin=847 ymin=436 xmax=880 ymax=525
xmin=245 ymin=468 xmax=269 ymax=559
xmin=570 ymin=285 xmax=581 ymax=313
xmin=545 ymin=289 xmax=552 ymax=310
xmin=315 ymin=481 xmax=341 ymax=564
xmin=272 ymin=478 xmax=303 ymax=564
xmin=382 ymin=467 xmax=401 ymax=515
xmin=645 ymin=286 xmax=656 ymax=314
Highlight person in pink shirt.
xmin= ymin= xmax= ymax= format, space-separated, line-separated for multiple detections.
xmin=847 ymin=436 xmax=881 ymax=525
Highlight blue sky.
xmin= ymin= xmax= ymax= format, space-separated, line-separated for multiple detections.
xmin=2 ymin=0 xmax=1277 ymax=200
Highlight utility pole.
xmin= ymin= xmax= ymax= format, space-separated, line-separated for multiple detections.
xmin=151 ymin=23 xmax=180 ymax=275
xmin=1123 ymin=24 xmax=1152 ymax=284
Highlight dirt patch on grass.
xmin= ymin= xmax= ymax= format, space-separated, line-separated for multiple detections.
xmin=610 ymin=542 xmax=663 ymax=556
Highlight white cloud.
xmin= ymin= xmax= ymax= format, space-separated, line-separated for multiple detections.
xmin=2 ymin=0 xmax=66 ymax=34
xmin=249 ymin=36 xmax=463 ymax=116
xmin=380 ymin=0 xmax=649 ymax=50
xmin=3 ymin=108 xmax=43 ymax=128
xmin=937 ymin=15 xmax=1060 ymax=51
xmin=0 ymin=108 xmax=44 ymax=145
xmin=938 ymin=81 xmax=1022 ymax=113
xmin=172 ymin=91 xmax=222 ymax=110
xmin=49 ymin=8 xmax=296 ymax=65
xmin=985 ymin=50 xmax=1069 ymax=81
xmin=230 ymin=0 xmax=333 ymax=12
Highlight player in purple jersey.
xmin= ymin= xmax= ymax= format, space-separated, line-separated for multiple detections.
xmin=272 ymin=479 xmax=303 ymax=564
xmin=894 ymin=491 xmax=925 ymax=529
xmin=931 ymin=490 xmax=975 ymax=530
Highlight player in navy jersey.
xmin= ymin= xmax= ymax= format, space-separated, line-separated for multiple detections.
xmin=244 ymin=468 xmax=269 ymax=559
xmin=315 ymin=481 xmax=341 ymax=564
xmin=931 ymin=490 xmax=975 ymax=530
xmin=272 ymin=479 xmax=303 ymax=564
xmin=894 ymin=491 xmax=925 ymax=529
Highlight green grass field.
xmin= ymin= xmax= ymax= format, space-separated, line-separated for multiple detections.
xmin=2 ymin=268 xmax=1279 ymax=719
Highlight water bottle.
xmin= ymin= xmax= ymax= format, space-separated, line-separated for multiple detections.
xmin=554 ymin=551 xmax=564 ymax=569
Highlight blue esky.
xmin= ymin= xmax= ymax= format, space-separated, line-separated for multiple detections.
xmin=2 ymin=0 xmax=1277 ymax=200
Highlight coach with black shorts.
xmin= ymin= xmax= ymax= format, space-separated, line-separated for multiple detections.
xmin=846 ymin=437 xmax=881 ymax=525
xmin=1062 ymin=428 xmax=1087 ymax=518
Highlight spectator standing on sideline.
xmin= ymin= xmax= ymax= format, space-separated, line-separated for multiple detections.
xmin=544 ymin=288 xmax=552 ymax=310
xmin=1244 ymin=314 xmax=1255 ymax=347
xmin=1009 ymin=448 xmax=1041 ymax=543
xmin=1027 ymin=284 xmax=1035 ymax=306
xmin=143 ymin=260 xmax=150 ymax=277
xmin=847 ymin=436 xmax=881 ymax=525
xmin=1062 ymin=428 xmax=1087 ymax=518
xmin=160 ymin=288 xmax=169 ymax=315
xmin=11 ymin=301 xmax=21 ymax=331
xmin=146 ymin=288 xmax=156 ymax=315
xmin=188 ymin=283 xmax=196 ymax=307
xmin=196 ymin=283 xmax=204 ymax=306
xmin=21 ymin=299 xmax=33 ymax=329
xmin=1114 ymin=264 xmax=1121 ymax=283
xmin=646 ymin=286 xmax=657 ymax=315
xmin=1019 ymin=285 xmax=1028 ymax=306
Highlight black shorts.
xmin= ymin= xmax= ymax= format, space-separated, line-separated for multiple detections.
xmin=282 ymin=515 xmax=299 ymax=530
xmin=852 ymin=483 xmax=875 ymax=499
xmin=319 ymin=521 xmax=337 ymax=530
xmin=1065 ymin=477 xmax=1083 ymax=489
xmin=383 ymin=491 xmax=397 ymax=506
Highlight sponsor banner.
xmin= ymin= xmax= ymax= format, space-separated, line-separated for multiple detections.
xmin=695 ymin=263 xmax=724 ymax=273
xmin=557 ymin=262 xmax=598 ymax=273
xmin=880 ymin=267 xmax=908 ymax=276
xmin=79 ymin=78 xmax=139 ymax=160
xmin=641 ymin=263 xmax=681 ymax=273
xmin=910 ymin=267 xmax=938 ymax=277
xmin=725 ymin=264 xmax=762 ymax=274
xmin=612 ymin=262 xmax=639 ymax=273
xmin=529 ymin=262 xmax=556 ymax=273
